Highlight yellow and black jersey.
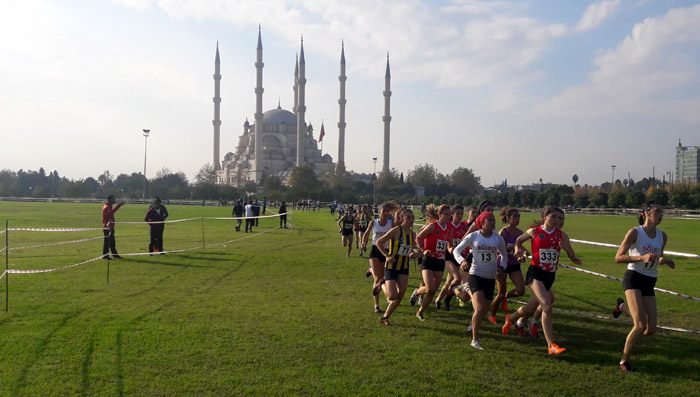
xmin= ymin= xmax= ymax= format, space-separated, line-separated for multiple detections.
xmin=386 ymin=228 xmax=414 ymax=271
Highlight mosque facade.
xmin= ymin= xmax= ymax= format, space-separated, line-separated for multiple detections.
xmin=213 ymin=29 xmax=335 ymax=187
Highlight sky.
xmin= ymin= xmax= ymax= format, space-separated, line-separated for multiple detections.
xmin=1 ymin=0 xmax=699 ymax=187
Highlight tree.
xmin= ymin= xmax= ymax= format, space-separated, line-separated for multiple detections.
xmin=262 ymin=175 xmax=284 ymax=193
xmin=608 ymin=191 xmax=626 ymax=208
xmin=407 ymin=163 xmax=439 ymax=189
xmin=98 ymin=170 xmax=113 ymax=187
xmin=574 ymin=192 xmax=589 ymax=208
xmin=592 ymin=192 xmax=609 ymax=207
xmin=451 ymin=167 xmax=481 ymax=197
xmin=625 ymin=190 xmax=646 ymax=208
xmin=194 ymin=163 xmax=217 ymax=185
xmin=647 ymin=188 xmax=669 ymax=206
xmin=572 ymin=174 xmax=578 ymax=185
xmin=289 ymin=165 xmax=318 ymax=196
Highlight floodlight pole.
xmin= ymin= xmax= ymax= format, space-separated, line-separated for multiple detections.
xmin=611 ymin=165 xmax=616 ymax=192
xmin=372 ymin=157 xmax=378 ymax=207
xmin=143 ymin=129 xmax=150 ymax=203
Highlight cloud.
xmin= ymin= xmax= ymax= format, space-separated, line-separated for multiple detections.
xmin=111 ymin=0 xmax=153 ymax=12
xmin=576 ymin=0 xmax=621 ymax=32
xmin=535 ymin=3 xmax=700 ymax=121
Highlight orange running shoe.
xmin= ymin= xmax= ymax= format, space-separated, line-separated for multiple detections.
xmin=488 ymin=315 xmax=497 ymax=324
xmin=502 ymin=314 xmax=512 ymax=335
xmin=501 ymin=299 xmax=508 ymax=312
xmin=548 ymin=343 xmax=566 ymax=355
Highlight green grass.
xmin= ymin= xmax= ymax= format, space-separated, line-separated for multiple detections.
xmin=0 ymin=202 xmax=698 ymax=395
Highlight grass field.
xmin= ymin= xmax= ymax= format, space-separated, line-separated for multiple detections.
xmin=0 ymin=202 xmax=698 ymax=395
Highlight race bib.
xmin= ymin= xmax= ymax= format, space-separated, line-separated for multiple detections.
xmin=539 ymin=248 xmax=559 ymax=264
xmin=453 ymin=238 xmax=462 ymax=247
xmin=343 ymin=223 xmax=353 ymax=230
xmin=435 ymin=240 xmax=448 ymax=253
xmin=397 ymin=244 xmax=412 ymax=257
xmin=640 ymin=260 xmax=659 ymax=272
xmin=359 ymin=220 xmax=367 ymax=228
xmin=474 ymin=249 xmax=497 ymax=265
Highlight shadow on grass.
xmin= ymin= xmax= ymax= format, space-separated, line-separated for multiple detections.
xmin=13 ymin=310 xmax=83 ymax=395
xmin=80 ymin=327 xmax=97 ymax=396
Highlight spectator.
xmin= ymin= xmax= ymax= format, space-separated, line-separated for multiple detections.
xmin=279 ymin=201 xmax=287 ymax=229
xmin=145 ymin=196 xmax=169 ymax=254
xmin=245 ymin=201 xmax=254 ymax=233
xmin=233 ymin=200 xmax=244 ymax=232
xmin=102 ymin=195 xmax=124 ymax=259
xmin=252 ymin=199 xmax=261 ymax=227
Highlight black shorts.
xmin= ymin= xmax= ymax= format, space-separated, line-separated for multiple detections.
xmin=369 ymin=245 xmax=386 ymax=262
xmin=468 ymin=274 xmax=496 ymax=301
xmin=525 ymin=265 xmax=556 ymax=291
xmin=422 ymin=256 xmax=445 ymax=272
xmin=622 ymin=269 xmax=657 ymax=297
xmin=384 ymin=267 xmax=409 ymax=280
xmin=341 ymin=228 xmax=354 ymax=236
xmin=445 ymin=251 xmax=457 ymax=264
xmin=504 ymin=263 xmax=522 ymax=274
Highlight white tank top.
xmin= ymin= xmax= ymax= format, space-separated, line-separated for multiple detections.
xmin=372 ymin=218 xmax=393 ymax=247
xmin=460 ymin=230 xmax=507 ymax=279
xmin=627 ymin=225 xmax=663 ymax=278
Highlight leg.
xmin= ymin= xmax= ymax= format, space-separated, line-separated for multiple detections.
xmin=642 ymin=296 xmax=657 ymax=335
xmin=370 ymin=258 xmax=385 ymax=308
xmin=417 ymin=270 xmax=443 ymax=315
xmin=470 ymin=290 xmax=491 ymax=341
xmin=347 ymin=235 xmax=353 ymax=256
xmin=103 ymin=229 xmax=110 ymax=256
xmin=490 ymin=271 xmax=507 ymax=317
xmin=108 ymin=229 xmax=118 ymax=255
xmin=383 ymin=275 xmax=409 ymax=320
xmin=528 ymin=281 xmax=555 ymax=348
xmin=622 ymin=289 xmax=648 ymax=362
xmin=506 ymin=270 xmax=526 ymax=298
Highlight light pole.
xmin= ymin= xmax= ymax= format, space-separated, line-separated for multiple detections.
xmin=611 ymin=165 xmax=616 ymax=191
xmin=372 ymin=157 xmax=378 ymax=207
xmin=143 ymin=129 xmax=150 ymax=203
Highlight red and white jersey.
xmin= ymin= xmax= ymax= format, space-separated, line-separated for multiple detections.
xmin=423 ymin=221 xmax=451 ymax=260
xmin=530 ymin=225 xmax=562 ymax=273
xmin=450 ymin=220 xmax=470 ymax=256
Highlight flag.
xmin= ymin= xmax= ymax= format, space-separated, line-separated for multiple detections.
xmin=319 ymin=123 xmax=325 ymax=142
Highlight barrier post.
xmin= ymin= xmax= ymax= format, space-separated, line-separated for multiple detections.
xmin=201 ymin=217 xmax=205 ymax=251
xmin=6 ymin=220 xmax=8 ymax=312
xmin=106 ymin=257 xmax=110 ymax=285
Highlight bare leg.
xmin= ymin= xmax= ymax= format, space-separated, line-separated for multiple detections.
xmin=370 ymin=258 xmax=385 ymax=307
xmin=470 ymin=290 xmax=491 ymax=341
xmin=383 ymin=276 xmax=409 ymax=319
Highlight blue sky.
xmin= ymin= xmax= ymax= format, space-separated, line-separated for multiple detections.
xmin=1 ymin=0 xmax=699 ymax=187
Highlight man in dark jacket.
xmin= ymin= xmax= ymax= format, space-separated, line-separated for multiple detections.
xmin=232 ymin=200 xmax=244 ymax=232
xmin=145 ymin=197 xmax=169 ymax=253
xmin=252 ymin=199 xmax=261 ymax=226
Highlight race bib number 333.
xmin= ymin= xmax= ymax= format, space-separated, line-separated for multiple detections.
xmin=539 ymin=249 xmax=559 ymax=264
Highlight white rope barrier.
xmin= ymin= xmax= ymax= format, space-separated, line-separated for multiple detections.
xmin=7 ymin=227 xmax=105 ymax=232
xmin=9 ymin=235 xmax=105 ymax=251
xmin=0 ymin=247 xmax=6 ymax=254
xmin=0 ymin=269 xmax=6 ymax=280
xmin=570 ymin=238 xmax=700 ymax=259
xmin=7 ymin=255 xmax=105 ymax=274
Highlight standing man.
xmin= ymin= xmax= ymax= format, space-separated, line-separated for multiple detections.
xmin=279 ymin=201 xmax=288 ymax=229
xmin=102 ymin=195 xmax=124 ymax=259
xmin=145 ymin=197 xmax=169 ymax=254
xmin=245 ymin=200 xmax=255 ymax=233
xmin=252 ymin=199 xmax=261 ymax=227
xmin=232 ymin=200 xmax=244 ymax=232
xmin=262 ymin=196 xmax=267 ymax=215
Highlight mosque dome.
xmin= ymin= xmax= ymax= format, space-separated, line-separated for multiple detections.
xmin=262 ymin=107 xmax=297 ymax=125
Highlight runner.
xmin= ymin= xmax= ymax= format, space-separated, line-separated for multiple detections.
xmin=612 ymin=202 xmax=675 ymax=372
xmin=410 ymin=204 xmax=452 ymax=321
xmin=359 ymin=204 xmax=373 ymax=258
xmin=353 ymin=206 xmax=362 ymax=252
xmin=454 ymin=212 xmax=508 ymax=349
xmin=487 ymin=207 xmax=526 ymax=324
xmin=435 ymin=204 xmax=467 ymax=311
xmin=337 ymin=205 xmax=356 ymax=258
xmin=502 ymin=206 xmax=582 ymax=355
xmin=374 ymin=208 xmax=421 ymax=325
xmin=361 ymin=201 xmax=400 ymax=313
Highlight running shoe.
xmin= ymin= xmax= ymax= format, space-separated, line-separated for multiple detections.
xmin=416 ymin=311 xmax=426 ymax=321
xmin=488 ymin=315 xmax=497 ymax=325
xmin=365 ymin=268 xmax=372 ymax=278
xmin=502 ymin=299 xmax=508 ymax=312
xmin=380 ymin=317 xmax=391 ymax=326
xmin=470 ymin=339 xmax=484 ymax=350
xmin=530 ymin=322 xmax=539 ymax=339
xmin=467 ymin=325 xmax=472 ymax=333
xmin=619 ymin=361 xmax=633 ymax=372
xmin=373 ymin=279 xmax=385 ymax=296
xmin=435 ymin=299 xmax=442 ymax=310
xmin=359 ymin=250 xmax=364 ymax=257
xmin=347 ymin=253 xmax=350 ymax=258
xmin=444 ymin=297 xmax=451 ymax=311
xmin=548 ymin=343 xmax=566 ymax=355
xmin=514 ymin=321 xmax=526 ymax=337
xmin=502 ymin=314 xmax=512 ymax=335
xmin=613 ymin=297 xmax=624 ymax=319
xmin=374 ymin=305 xmax=383 ymax=313
xmin=410 ymin=289 xmax=419 ymax=306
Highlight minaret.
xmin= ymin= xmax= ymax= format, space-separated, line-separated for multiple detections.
xmin=212 ymin=42 xmax=222 ymax=171
xmin=296 ymin=37 xmax=307 ymax=167
xmin=382 ymin=52 xmax=392 ymax=172
xmin=337 ymin=41 xmax=347 ymax=166
xmin=293 ymin=54 xmax=298 ymax=114
xmin=253 ymin=26 xmax=264 ymax=182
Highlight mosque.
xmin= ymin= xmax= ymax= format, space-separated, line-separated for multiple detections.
xmin=212 ymin=27 xmax=392 ymax=187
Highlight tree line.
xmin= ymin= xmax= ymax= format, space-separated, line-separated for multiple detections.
xmin=1 ymin=164 xmax=698 ymax=209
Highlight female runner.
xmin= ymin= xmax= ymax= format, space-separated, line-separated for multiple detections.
xmin=454 ymin=212 xmax=508 ymax=349
xmin=374 ymin=208 xmax=422 ymax=325
xmin=337 ymin=205 xmax=356 ymax=258
xmin=359 ymin=204 xmax=373 ymax=258
xmin=487 ymin=207 xmax=526 ymax=324
xmin=435 ymin=204 xmax=467 ymax=311
xmin=502 ymin=206 xmax=582 ymax=355
xmin=613 ymin=202 xmax=674 ymax=372
xmin=410 ymin=204 xmax=452 ymax=321
xmin=361 ymin=201 xmax=399 ymax=313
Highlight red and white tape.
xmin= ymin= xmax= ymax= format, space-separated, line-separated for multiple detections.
xmin=570 ymin=238 xmax=700 ymax=259
xmin=9 ymin=235 xmax=105 ymax=251
xmin=559 ymin=263 xmax=700 ymax=302
xmin=0 ymin=269 xmax=6 ymax=280
xmin=0 ymin=247 xmax=6 ymax=254
xmin=509 ymin=299 xmax=699 ymax=334
xmin=7 ymin=227 xmax=105 ymax=232
xmin=8 ymin=255 xmax=104 ymax=274
xmin=114 ymin=217 xmax=202 ymax=225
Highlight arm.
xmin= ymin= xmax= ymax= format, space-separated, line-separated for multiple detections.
xmin=113 ymin=203 xmax=124 ymax=213
xmin=659 ymin=231 xmax=675 ymax=269
xmin=376 ymin=227 xmax=398 ymax=262
xmin=453 ymin=234 xmax=470 ymax=267
xmin=500 ymin=228 xmax=514 ymax=253
xmin=514 ymin=228 xmax=534 ymax=262
xmin=361 ymin=220 xmax=374 ymax=250
xmin=415 ymin=223 xmax=435 ymax=256
xmin=560 ymin=231 xmax=582 ymax=265
xmin=162 ymin=206 xmax=169 ymax=219
xmin=497 ymin=235 xmax=509 ymax=270
xmin=614 ymin=228 xmax=656 ymax=264
xmin=408 ymin=231 xmax=422 ymax=259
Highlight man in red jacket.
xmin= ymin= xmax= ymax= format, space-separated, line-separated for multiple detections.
xmin=102 ymin=195 xmax=125 ymax=259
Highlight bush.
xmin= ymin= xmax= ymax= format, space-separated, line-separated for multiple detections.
xmin=625 ymin=190 xmax=646 ymax=208
xmin=647 ymin=188 xmax=669 ymax=206
xmin=608 ymin=191 xmax=626 ymax=208
xmin=592 ymin=192 xmax=609 ymax=207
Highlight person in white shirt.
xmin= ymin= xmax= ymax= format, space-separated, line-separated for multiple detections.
xmin=244 ymin=201 xmax=254 ymax=233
